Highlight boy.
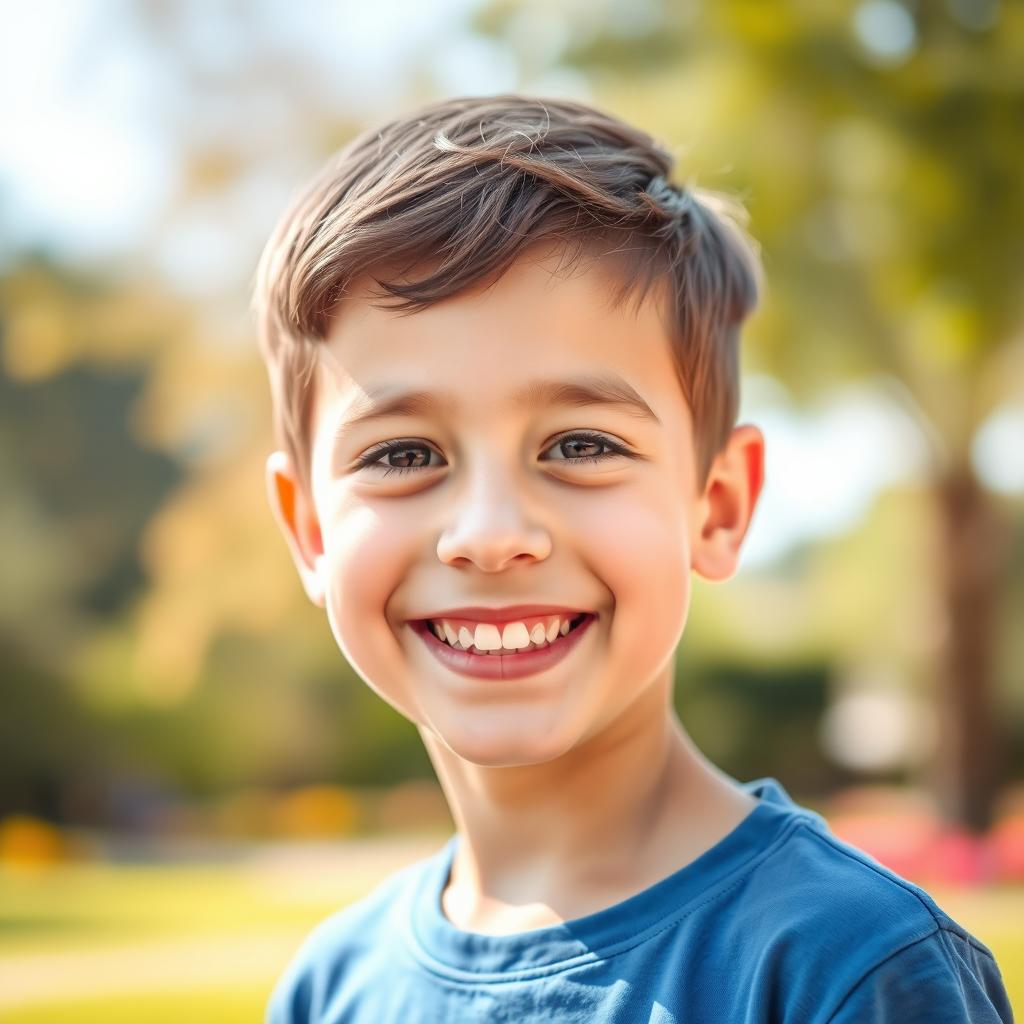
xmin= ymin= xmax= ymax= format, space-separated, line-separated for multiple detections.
xmin=253 ymin=95 xmax=1013 ymax=1022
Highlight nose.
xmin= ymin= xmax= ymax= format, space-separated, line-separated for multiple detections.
xmin=436 ymin=464 xmax=552 ymax=572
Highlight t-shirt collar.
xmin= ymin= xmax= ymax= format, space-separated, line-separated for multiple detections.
xmin=403 ymin=776 xmax=826 ymax=980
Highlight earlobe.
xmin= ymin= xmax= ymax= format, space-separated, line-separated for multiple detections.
xmin=265 ymin=451 xmax=326 ymax=608
xmin=690 ymin=424 xmax=765 ymax=583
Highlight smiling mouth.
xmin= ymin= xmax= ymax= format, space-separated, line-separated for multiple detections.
xmin=417 ymin=610 xmax=593 ymax=651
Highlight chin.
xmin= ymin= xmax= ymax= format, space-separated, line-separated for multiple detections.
xmin=432 ymin=718 xmax=579 ymax=768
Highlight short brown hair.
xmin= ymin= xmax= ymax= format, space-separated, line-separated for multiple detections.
xmin=252 ymin=94 xmax=761 ymax=497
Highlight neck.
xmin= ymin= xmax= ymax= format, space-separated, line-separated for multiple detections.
xmin=418 ymin=666 xmax=749 ymax=930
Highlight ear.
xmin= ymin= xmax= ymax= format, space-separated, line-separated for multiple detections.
xmin=690 ymin=424 xmax=765 ymax=583
xmin=265 ymin=450 xmax=326 ymax=608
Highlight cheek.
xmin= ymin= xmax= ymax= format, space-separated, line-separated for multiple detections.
xmin=320 ymin=500 xmax=415 ymax=661
xmin=573 ymin=488 xmax=692 ymax=644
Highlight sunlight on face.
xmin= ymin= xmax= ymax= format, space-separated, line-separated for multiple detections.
xmin=307 ymin=244 xmax=701 ymax=768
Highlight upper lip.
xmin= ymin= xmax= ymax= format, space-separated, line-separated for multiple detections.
xmin=414 ymin=604 xmax=594 ymax=623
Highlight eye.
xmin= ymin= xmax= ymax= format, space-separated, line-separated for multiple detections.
xmin=356 ymin=432 xmax=634 ymax=479
xmin=353 ymin=439 xmax=442 ymax=478
xmin=540 ymin=431 xmax=633 ymax=466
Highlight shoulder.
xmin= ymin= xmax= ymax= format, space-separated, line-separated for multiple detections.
xmin=264 ymin=853 xmax=430 ymax=1024
xmin=822 ymin=924 xmax=1015 ymax=1023
xmin=743 ymin=818 xmax=1012 ymax=1022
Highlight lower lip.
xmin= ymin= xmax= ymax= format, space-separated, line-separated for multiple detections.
xmin=409 ymin=615 xmax=597 ymax=681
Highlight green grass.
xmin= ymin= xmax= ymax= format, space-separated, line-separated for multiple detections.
xmin=0 ymin=862 xmax=363 ymax=952
xmin=0 ymin=852 xmax=379 ymax=1024
xmin=1 ymin=987 xmax=266 ymax=1024
xmin=1 ymin=857 xmax=1020 ymax=1022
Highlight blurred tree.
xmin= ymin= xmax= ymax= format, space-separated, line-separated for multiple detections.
xmin=473 ymin=0 xmax=1024 ymax=828
xmin=0 ymin=257 xmax=184 ymax=819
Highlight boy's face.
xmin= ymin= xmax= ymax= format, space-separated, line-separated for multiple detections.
xmin=268 ymin=244 xmax=763 ymax=768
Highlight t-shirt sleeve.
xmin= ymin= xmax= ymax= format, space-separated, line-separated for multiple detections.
xmin=825 ymin=927 xmax=1015 ymax=1024
xmin=264 ymin=946 xmax=316 ymax=1024
xmin=264 ymin=913 xmax=343 ymax=1024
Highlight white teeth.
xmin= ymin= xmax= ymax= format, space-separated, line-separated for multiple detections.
xmin=474 ymin=623 xmax=503 ymax=651
xmin=501 ymin=622 xmax=531 ymax=650
xmin=430 ymin=615 xmax=583 ymax=654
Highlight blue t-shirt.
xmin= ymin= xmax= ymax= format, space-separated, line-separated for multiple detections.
xmin=266 ymin=777 xmax=1014 ymax=1023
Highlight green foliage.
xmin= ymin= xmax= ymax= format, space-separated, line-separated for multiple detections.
xmin=678 ymin=657 xmax=835 ymax=786
xmin=1 ymin=2 xmax=1021 ymax=823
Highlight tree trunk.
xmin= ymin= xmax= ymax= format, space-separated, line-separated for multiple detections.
xmin=927 ymin=465 xmax=1010 ymax=833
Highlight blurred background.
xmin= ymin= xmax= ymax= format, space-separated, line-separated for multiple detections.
xmin=1 ymin=0 xmax=1022 ymax=1019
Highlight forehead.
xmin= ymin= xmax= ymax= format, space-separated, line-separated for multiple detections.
xmin=314 ymin=244 xmax=687 ymax=435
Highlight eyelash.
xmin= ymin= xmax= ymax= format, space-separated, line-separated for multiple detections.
xmin=354 ymin=431 xmax=633 ymax=478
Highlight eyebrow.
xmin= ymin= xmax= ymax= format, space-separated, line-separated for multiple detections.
xmin=331 ymin=374 xmax=661 ymax=443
